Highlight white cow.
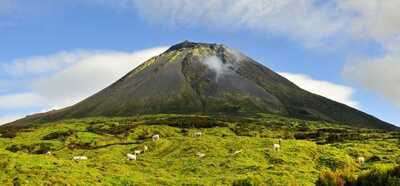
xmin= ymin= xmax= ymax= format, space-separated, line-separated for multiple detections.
xmin=127 ymin=153 xmax=137 ymax=161
xmin=273 ymin=144 xmax=280 ymax=151
xmin=233 ymin=150 xmax=242 ymax=155
xmin=152 ymin=134 xmax=160 ymax=142
xmin=357 ymin=156 xmax=365 ymax=164
xmin=45 ymin=151 xmax=52 ymax=155
xmin=143 ymin=145 xmax=148 ymax=152
xmin=196 ymin=152 xmax=206 ymax=158
xmin=194 ymin=131 xmax=202 ymax=137
xmin=73 ymin=156 xmax=88 ymax=161
xmin=134 ymin=150 xmax=142 ymax=155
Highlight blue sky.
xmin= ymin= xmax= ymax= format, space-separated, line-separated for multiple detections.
xmin=0 ymin=0 xmax=399 ymax=125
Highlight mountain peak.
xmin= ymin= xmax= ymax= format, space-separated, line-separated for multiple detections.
xmin=2 ymin=41 xmax=397 ymax=131
xmin=166 ymin=40 xmax=223 ymax=52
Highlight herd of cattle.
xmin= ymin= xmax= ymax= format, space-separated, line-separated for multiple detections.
xmin=44 ymin=131 xmax=364 ymax=165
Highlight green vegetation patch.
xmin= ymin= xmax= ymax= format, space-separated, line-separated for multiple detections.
xmin=0 ymin=114 xmax=399 ymax=185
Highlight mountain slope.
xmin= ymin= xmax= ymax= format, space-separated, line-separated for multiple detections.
xmin=2 ymin=41 xmax=397 ymax=130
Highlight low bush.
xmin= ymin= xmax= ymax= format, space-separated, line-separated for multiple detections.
xmin=6 ymin=143 xmax=54 ymax=154
xmin=42 ymin=130 xmax=74 ymax=140
xmin=145 ymin=116 xmax=227 ymax=128
xmin=0 ymin=129 xmax=17 ymax=138
xmin=86 ymin=122 xmax=136 ymax=135
xmin=316 ymin=166 xmax=400 ymax=186
xmin=354 ymin=166 xmax=400 ymax=186
xmin=316 ymin=171 xmax=345 ymax=186
xmin=232 ymin=176 xmax=263 ymax=186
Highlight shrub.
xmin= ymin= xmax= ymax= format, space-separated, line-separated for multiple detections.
xmin=0 ymin=129 xmax=17 ymax=138
xmin=67 ymin=142 xmax=93 ymax=150
xmin=316 ymin=166 xmax=400 ymax=186
xmin=0 ymin=154 xmax=9 ymax=169
xmin=42 ymin=130 xmax=74 ymax=140
xmin=6 ymin=143 xmax=54 ymax=154
xmin=324 ymin=134 xmax=344 ymax=144
xmin=367 ymin=155 xmax=381 ymax=162
xmin=316 ymin=171 xmax=345 ymax=186
xmin=316 ymin=168 xmax=358 ymax=186
xmin=145 ymin=116 xmax=227 ymax=128
xmin=294 ymin=132 xmax=318 ymax=140
xmin=87 ymin=123 xmax=136 ymax=135
xmin=354 ymin=166 xmax=400 ymax=186
xmin=232 ymin=176 xmax=263 ymax=186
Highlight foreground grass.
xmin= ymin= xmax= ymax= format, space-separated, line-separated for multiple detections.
xmin=0 ymin=114 xmax=399 ymax=185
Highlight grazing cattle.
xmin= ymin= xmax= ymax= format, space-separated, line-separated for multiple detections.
xmin=152 ymin=134 xmax=160 ymax=142
xmin=357 ymin=156 xmax=365 ymax=164
xmin=127 ymin=153 xmax=137 ymax=161
xmin=273 ymin=144 xmax=280 ymax=151
xmin=73 ymin=156 xmax=88 ymax=161
xmin=45 ymin=151 xmax=52 ymax=155
xmin=233 ymin=150 xmax=242 ymax=155
xmin=134 ymin=150 xmax=141 ymax=155
xmin=196 ymin=152 xmax=206 ymax=158
xmin=194 ymin=131 xmax=202 ymax=137
xmin=143 ymin=145 xmax=148 ymax=152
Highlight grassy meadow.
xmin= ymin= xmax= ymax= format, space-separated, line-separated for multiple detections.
xmin=0 ymin=114 xmax=399 ymax=185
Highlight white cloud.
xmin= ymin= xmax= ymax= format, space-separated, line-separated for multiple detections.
xmin=343 ymin=46 xmax=400 ymax=107
xmin=336 ymin=1 xmax=400 ymax=109
xmin=0 ymin=93 xmax=43 ymax=109
xmin=0 ymin=47 xmax=167 ymax=117
xmin=279 ymin=72 xmax=358 ymax=108
xmin=133 ymin=0 xmax=344 ymax=46
xmin=129 ymin=0 xmax=400 ymax=47
xmin=2 ymin=51 xmax=95 ymax=76
xmin=31 ymin=48 xmax=167 ymax=108
xmin=338 ymin=0 xmax=400 ymax=44
xmin=3 ymin=1 xmax=400 ymax=47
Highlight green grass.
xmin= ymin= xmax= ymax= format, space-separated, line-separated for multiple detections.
xmin=0 ymin=114 xmax=399 ymax=185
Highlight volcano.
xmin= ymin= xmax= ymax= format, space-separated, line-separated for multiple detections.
xmin=3 ymin=41 xmax=397 ymax=130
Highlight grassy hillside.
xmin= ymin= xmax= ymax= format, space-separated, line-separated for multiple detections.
xmin=0 ymin=114 xmax=399 ymax=185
